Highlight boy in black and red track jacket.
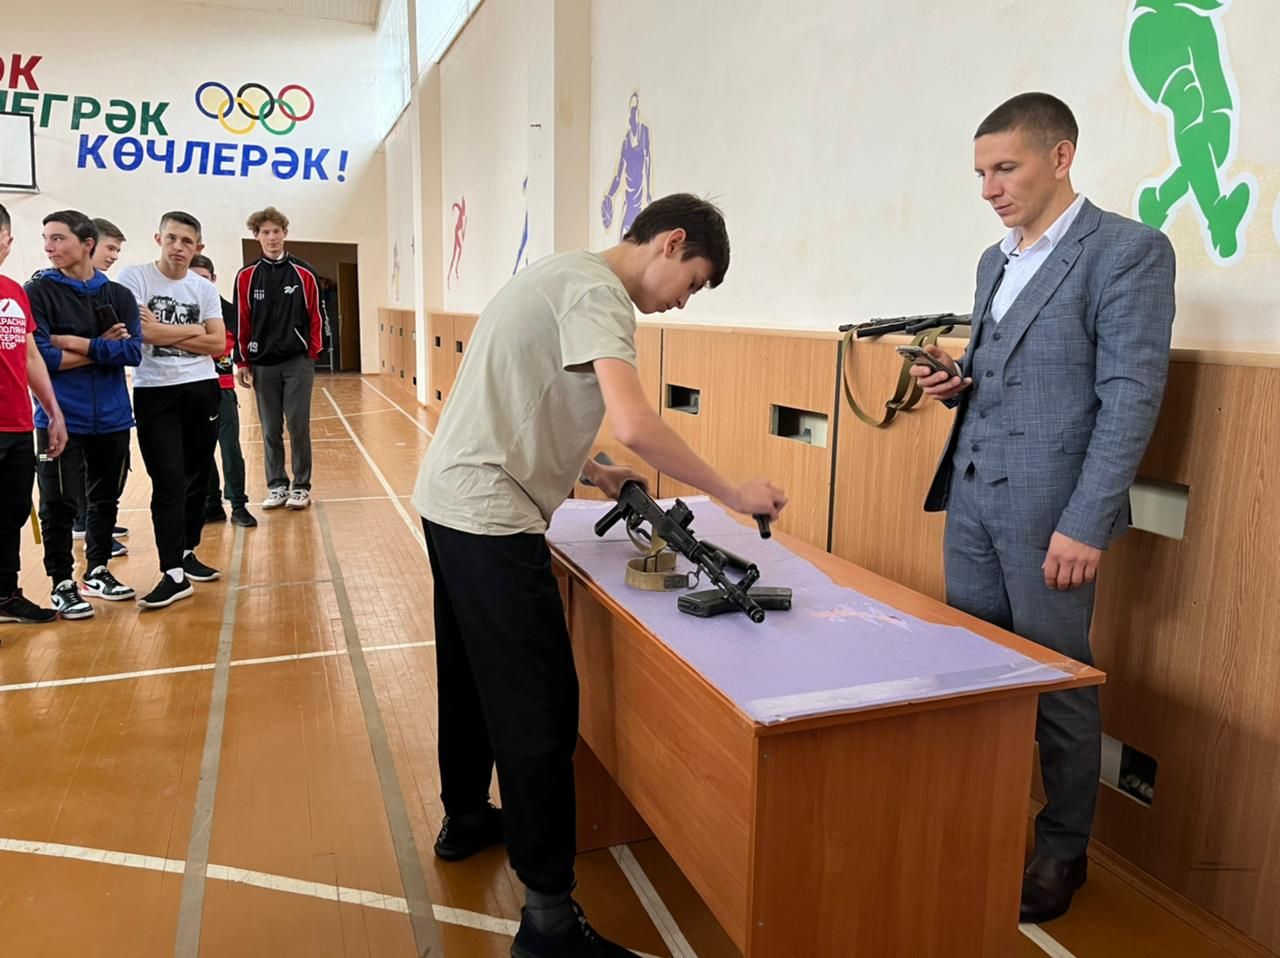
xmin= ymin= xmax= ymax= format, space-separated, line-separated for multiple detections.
xmin=232 ymin=206 xmax=321 ymax=512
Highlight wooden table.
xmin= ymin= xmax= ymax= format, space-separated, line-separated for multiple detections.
xmin=553 ymin=529 xmax=1103 ymax=957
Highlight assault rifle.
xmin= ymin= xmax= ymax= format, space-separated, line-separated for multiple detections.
xmin=594 ymin=481 xmax=791 ymax=624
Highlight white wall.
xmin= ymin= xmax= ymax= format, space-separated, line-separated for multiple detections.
xmin=439 ymin=0 xmax=529 ymax=312
xmin=384 ymin=108 xmax=416 ymax=307
xmin=402 ymin=0 xmax=1280 ymax=350
xmin=585 ymin=0 xmax=1280 ymax=348
xmin=1 ymin=0 xmax=387 ymax=369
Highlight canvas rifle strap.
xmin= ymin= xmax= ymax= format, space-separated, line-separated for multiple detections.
xmin=840 ymin=324 xmax=952 ymax=428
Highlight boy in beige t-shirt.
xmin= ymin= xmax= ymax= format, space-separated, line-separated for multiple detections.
xmin=412 ymin=194 xmax=786 ymax=957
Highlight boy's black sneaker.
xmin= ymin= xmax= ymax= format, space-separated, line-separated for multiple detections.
xmin=182 ymin=554 xmax=220 ymax=582
xmin=0 ymin=589 xmax=57 ymax=625
xmin=433 ymin=805 xmax=504 ymax=861
xmin=82 ymin=567 xmax=136 ymax=601
xmin=204 ymin=502 xmax=227 ymax=524
xmin=138 ymin=574 xmax=194 ymax=610
xmin=111 ymin=538 xmax=128 ymax=558
xmin=511 ymin=901 xmax=640 ymax=958
xmin=230 ymin=506 xmax=258 ymax=528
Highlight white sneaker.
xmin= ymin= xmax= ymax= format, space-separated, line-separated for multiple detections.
xmin=262 ymin=487 xmax=289 ymax=510
xmin=286 ymin=489 xmax=312 ymax=510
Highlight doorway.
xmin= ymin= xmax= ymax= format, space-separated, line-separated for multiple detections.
xmin=240 ymin=240 xmax=361 ymax=372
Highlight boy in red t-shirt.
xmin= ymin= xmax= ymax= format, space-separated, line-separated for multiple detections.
xmin=0 ymin=203 xmax=67 ymax=625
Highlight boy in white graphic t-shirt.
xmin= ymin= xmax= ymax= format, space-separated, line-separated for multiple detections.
xmin=117 ymin=211 xmax=227 ymax=610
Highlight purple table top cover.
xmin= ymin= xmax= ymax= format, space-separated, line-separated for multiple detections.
xmin=548 ymin=497 xmax=1074 ymax=726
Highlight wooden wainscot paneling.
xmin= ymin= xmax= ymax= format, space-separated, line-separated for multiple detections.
xmin=657 ymin=326 xmax=840 ymax=550
xmin=1088 ymin=358 xmax=1280 ymax=953
xmin=830 ymin=332 xmax=969 ymax=600
xmin=427 ymin=312 xmax=455 ymax=411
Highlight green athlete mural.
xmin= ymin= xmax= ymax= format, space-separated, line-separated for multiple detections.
xmin=1126 ymin=0 xmax=1256 ymax=264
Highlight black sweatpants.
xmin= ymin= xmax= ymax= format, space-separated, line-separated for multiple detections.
xmin=135 ymin=380 xmax=220 ymax=573
xmin=0 ymin=431 xmax=36 ymax=596
xmin=423 ymin=519 xmax=579 ymax=896
xmin=206 ymin=387 xmax=247 ymax=509
xmin=36 ymin=429 xmax=131 ymax=584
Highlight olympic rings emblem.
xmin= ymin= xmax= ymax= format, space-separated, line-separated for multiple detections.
xmin=195 ymin=82 xmax=315 ymax=135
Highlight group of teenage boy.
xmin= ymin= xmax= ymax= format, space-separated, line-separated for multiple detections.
xmin=0 ymin=204 xmax=323 ymax=622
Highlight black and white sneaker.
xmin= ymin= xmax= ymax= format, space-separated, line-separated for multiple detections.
xmin=82 ymin=567 xmax=136 ymax=601
xmin=50 ymin=580 xmax=94 ymax=619
xmin=114 ymin=525 xmax=129 ymax=538
xmin=262 ymin=487 xmax=289 ymax=510
xmin=137 ymin=574 xmax=194 ymax=609
xmin=110 ymin=538 xmax=128 ymax=558
xmin=182 ymin=553 xmax=220 ymax=582
xmin=0 ymin=589 xmax=57 ymax=625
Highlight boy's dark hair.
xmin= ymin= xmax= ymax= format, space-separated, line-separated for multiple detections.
xmin=159 ymin=210 xmax=203 ymax=240
xmin=42 ymin=210 xmax=98 ymax=250
xmin=975 ymin=92 xmax=1078 ymax=149
xmin=0 ymin=203 xmax=9 ymax=233
xmin=190 ymin=254 xmax=215 ymax=275
xmin=92 ymin=217 xmax=126 ymax=243
xmin=623 ymin=193 xmax=730 ymax=288
xmin=247 ymin=206 xmax=290 ymax=234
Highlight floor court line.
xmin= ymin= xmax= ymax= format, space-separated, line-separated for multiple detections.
xmin=175 ymin=524 xmax=246 ymax=956
xmin=1020 ymin=923 xmax=1080 ymax=957
xmin=358 ymin=379 xmax=435 ymax=438
xmin=321 ymin=386 xmax=427 ymax=558
xmin=611 ymin=844 xmax=698 ymax=958
xmin=0 ymin=642 xmax=435 ymax=694
xmin=0 ymin=837 xmax=659 ymax=949
xmin=316 ymin=499 xmax=444 ymax=955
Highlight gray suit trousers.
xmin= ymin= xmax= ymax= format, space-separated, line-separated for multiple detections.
xmin=944 ymin=465 xmax=1100 ymax=861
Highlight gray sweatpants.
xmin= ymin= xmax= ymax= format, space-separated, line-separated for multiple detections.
xmin=253 ymin=354 xmax=315 ymax=492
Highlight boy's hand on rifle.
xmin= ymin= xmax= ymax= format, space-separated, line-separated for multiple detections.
xmin=595 ymin=463 xmax=648 ymax=500
xmin=726 ymin=479 xmax=787 ymax=521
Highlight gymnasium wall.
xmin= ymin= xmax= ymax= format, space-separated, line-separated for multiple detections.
xmin=1 ymin=0 xmax=388 ymax=369
xmin=417 ymin=0 xmax=1280 ymax=350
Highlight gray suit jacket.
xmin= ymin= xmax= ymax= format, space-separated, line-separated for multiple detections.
xmin=924 ymin=200 xmax=1177 ymax=550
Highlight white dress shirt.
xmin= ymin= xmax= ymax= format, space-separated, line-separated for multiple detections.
xmin=990 ymin=193 xmax=1086 ymax=323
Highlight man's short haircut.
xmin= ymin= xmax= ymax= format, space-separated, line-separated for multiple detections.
xmin=974 ymin=92 xmax=1079 ymax=149
xmin=0 ymin=203 xmax=10 ymax=233
xmin=190 ymin=254 xmax=215 ymax=275
xmin=246 ymin=206 xmax=289 ymax=234
xmin=93 ymin=218 xmax=126 ymax=243
xmin=623 ymin=193 xmax=730 ymax=288
xmin=159 ymin=210 xmax=203 ymax=241
xmin=42 ymin=210 xmax=98 ymax=249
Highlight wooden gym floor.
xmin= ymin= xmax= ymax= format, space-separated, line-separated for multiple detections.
xmin=0 ymin=374 xmax=1249 ymax=957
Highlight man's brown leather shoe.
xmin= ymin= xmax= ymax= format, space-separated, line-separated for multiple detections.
xmin=1020 ymin=852 xmax=1087 ymax=924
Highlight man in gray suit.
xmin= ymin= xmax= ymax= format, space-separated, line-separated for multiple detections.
xmin=912 ymin=93 xmax=1176 ymax=923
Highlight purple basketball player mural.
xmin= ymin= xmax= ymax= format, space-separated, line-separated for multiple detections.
xmin=601 ymin=92 xmax=653 ymax=237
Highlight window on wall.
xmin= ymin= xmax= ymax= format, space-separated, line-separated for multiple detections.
xmin=377 ymin=0 xmax=411 ymax=137
xmin=415 ymin=0 xmax=483 ymax=73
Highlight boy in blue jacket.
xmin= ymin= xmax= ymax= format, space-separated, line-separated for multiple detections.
xmin=27 ymin=211 xmax=141 ymax=618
